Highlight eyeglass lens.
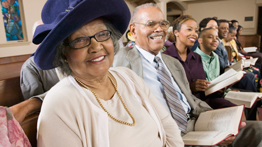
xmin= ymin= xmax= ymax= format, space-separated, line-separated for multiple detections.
xmin=71 ymin=30 xmax=111 ymax=49
xmin=146 ymin=21 xmax=169 ymax=29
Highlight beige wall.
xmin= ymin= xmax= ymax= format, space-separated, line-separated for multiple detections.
xmin=1 ymin=0 xmax=260 ymax=58
xmin=184 ymin=0 xmax=259 ymax=35
xmin=0 ymin=0 xmax=46 ymax=58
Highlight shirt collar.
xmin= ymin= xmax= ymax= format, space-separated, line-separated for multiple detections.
xmin=195 ymin=46 xmax=215 ymax=61
xmin=135 ymin=45 xmax=163 ymax=64
xmin=164 ymin=43 xmax=196 ymax=61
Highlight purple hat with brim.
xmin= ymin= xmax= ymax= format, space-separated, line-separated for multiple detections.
xmin=33 ymin=0 xmax=131 ymax=70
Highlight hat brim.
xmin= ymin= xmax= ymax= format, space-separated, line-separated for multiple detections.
xmin=33 ymin=0 xmax=130 ymax=70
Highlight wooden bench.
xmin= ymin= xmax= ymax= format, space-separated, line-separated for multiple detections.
xmin=238 ymin=34 xmax=261 ymax=51
xmin=0 ymin=54 xmax=38 ymax=147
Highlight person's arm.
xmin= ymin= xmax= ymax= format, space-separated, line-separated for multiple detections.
xmin=9 ymin=97 xmax=42 ymax=123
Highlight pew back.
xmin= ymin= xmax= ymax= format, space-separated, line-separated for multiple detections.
xmin=238 ymin=34 xmax=261 ymax=51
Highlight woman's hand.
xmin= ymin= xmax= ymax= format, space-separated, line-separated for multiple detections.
xmin=190 ymin=79 xmax=211 ymax=92
xmin=245 ymin=56 xmax=251 ymax=59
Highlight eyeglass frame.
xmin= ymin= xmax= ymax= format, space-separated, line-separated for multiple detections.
xmin=64 ymin=30 xmax=112 ymax=49
xmin=133 ymin=20 xmax=170 ymax=29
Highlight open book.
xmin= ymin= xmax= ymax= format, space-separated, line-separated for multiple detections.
xmin=225 ymin=60 xmax=244 ymax=72
xmin=243 ymin=47 xmax=257 ymax=53
xmin=243 ymin=58 xmax=258 ymax=68
xmin=205 ymin=68 xmax=245 ymax=96
xmin=225 ymin=91 xmax=262 ymax=108
xmin=226 ymin=57 xmax=258 ymax=72
xmin=182 ymin=105 xmax=244 ymax=146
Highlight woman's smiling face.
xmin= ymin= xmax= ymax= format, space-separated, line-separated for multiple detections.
xmin=65 ymin=18 xmax=114 ymax=79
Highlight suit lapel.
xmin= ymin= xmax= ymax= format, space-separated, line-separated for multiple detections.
xmin=125 ymin=46 xmax=143 ymax=77
xmin=162 ymin=54 xmax=185 ymax=89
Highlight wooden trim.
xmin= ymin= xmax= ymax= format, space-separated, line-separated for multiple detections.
xmin=225 ymin=46 xmax=232 ymax=62
xmin=0 ymin=54 xmax=30 ymax=80
xmin=0 ymin=54 xmax=30 ymax=65
xmin=0 ymin=41 xmax=31 ymax=48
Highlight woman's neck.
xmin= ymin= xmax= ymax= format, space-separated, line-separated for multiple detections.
xmin=175 ymin=41 xmax=188 ymax=55
xmin=73 ymin=72 xmax=111 ymax=90
xmin=175 ymin=41 xmax=188 ymax=62
xmin=73 ymin=72 xmax=117 ymax=101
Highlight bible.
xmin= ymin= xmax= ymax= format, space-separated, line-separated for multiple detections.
xmin=182 ymin=105 xmax=244 ymax=146
xmin=225 ymin=91 xmax=262 ymax=108
xmin=205 ymin=68 xmax=245 ymax=96
xmin=226 ymin=57 xmax=258 ymax=72
xmin=243 ymin=47 xmax=257 ymax=53
xmin=243 ymin=58 xmax=258 ymax=68
xmin=225 ymin=60 xmax=244 ymax=72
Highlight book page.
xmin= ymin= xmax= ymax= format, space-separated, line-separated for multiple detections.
xmin=244 ymin=60 xmax=251 ymax=68
xmin=225 ymin=91 xmax=258 ymax=108
xmin=225 ymin=60 xmax=244 ymax=72
xmin=208 ymin=68 xmax=238 ymax=87
xmin=195 ymin=105 xmax=243 ymax=135
xmin=182 ymin=131 xmax=231 ymax=146
xmin=243 ymin=47 xmax=257 ymax=53
xmin=225 ymin=91 xmax=256 ymax=102
xmin=205 ymin=71 xmax=244 ymax=96
xmin=247 ymin=58 xmax=258 ymax=65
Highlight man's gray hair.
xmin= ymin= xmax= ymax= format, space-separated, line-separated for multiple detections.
xmin=53 ymin=20 xmax=122 ymax=76
xmin=131 ymin=3 xmax=159 ymax=23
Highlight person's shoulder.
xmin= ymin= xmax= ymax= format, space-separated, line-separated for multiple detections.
xmin=44 ymin=77 xmax=73 ymax=100
xmin=212 ymin=51 xmax=219 ymax=58
xmin=21 ymin=56 xmax=37 ymax=69
xmin=110 ymin=66 xmax=137 ymax=77
xmin=191 ymin=50 xmax=201 ymax=57
xmin=161 ymin=53 xmax=180 ymax=64
xmin=117 ymin=46 xmax=135 ymax=54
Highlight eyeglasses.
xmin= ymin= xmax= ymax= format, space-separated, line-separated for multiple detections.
xmin=133 ymin=20 xmax=170 ymax=29
xmin=65 ymin=30 xmax=112 ymax=49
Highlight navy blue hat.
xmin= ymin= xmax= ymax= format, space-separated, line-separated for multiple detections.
xmin=33 ymin=0 xmax=131 ymax=70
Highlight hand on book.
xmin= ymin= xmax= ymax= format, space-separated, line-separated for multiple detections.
xmin=217 ymin=87 xmax=228 ymax=95
xmin=245 ymin=56 xmax=251 ymax=59
xmin=217 ymin=122 xmax=246 ymax=146
xmin=190 ymin=79 xmax=210 ymax=92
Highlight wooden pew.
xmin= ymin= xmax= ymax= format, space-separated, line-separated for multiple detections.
xmin=238 ymin=34 xmax=261 ymax=51
xmin=0 ymin=54 xmax=38 ymax=147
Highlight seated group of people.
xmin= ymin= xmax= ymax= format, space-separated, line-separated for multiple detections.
xmin=3 ymin=0 xmax=262 ymax=146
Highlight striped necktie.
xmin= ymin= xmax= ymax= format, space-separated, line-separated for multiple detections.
xmin=154 ymin=56 xmax=187 ymax=133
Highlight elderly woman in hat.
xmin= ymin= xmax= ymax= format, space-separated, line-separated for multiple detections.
xmin=35 ymin=0 xmax=183 ymax=146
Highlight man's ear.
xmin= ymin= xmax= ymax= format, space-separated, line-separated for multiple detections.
xmin=198 ymin=38 xmax=203 ymax=44
xmin=130 ymin=24 xmax=137 ymax=39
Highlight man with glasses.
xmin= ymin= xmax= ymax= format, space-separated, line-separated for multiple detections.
xmin=113 ymin=3 xmax=262 ymax=146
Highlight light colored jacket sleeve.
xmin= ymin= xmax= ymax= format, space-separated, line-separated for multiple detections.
xmin=120 ymin=67 xmax=184 ymax=147
xmin=37 ymin=81 xmax=83 ymax=147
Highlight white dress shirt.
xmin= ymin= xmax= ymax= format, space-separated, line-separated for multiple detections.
xmin=136 ymin=45 xmax=191 ymax=114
